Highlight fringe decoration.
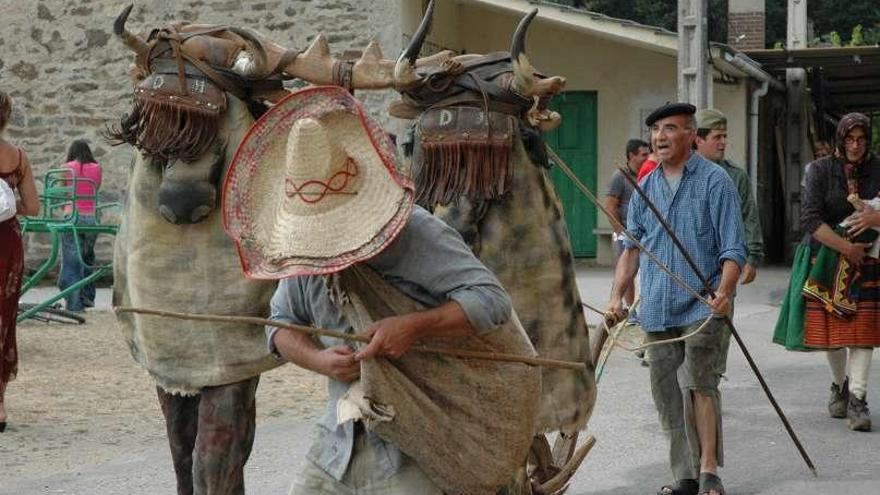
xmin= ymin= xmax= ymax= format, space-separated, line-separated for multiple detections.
xmin=105 ymin=98 xmax=221 ymax=163
xmin=414 ymin=140 xmax=513 ymax=207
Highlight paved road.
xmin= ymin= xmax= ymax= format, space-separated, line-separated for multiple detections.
xmin=570 ymin=266 xmax=879 ymax=495
xmin=3 ymin=266 xmax=878 ymax=494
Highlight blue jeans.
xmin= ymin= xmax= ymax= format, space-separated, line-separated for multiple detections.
xmin=58 ymin=216 xmax=97 ymax=311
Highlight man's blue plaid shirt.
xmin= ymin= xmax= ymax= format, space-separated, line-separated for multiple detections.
xmin=623 ymin=152 xmax=747 ymax=332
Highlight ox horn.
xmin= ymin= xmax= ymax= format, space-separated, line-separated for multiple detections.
xmin=114 ymin=4 xmax=148 ymax=55
xmin=394 ymin=0 xmax=434 ymax=88
xmin=279 ymin=35 xmax=400 ymax=90
xmin=510 ymin=9 xmax=537 ymax=96
xmin=509 ymin=9 xmax=567 ymax=98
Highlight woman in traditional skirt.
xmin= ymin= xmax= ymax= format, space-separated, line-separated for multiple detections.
xmin=0 ymin=90 xmax=40 ymax=432
xmin=774 ymin=113 xmax=880 ymax=432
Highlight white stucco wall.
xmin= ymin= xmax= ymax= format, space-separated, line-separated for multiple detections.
xmin=713 ymin=81 xmax=749 ymax=168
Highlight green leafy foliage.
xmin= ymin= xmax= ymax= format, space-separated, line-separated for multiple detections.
xmin=850 ymin=25 xmax=865 ymax=46
xmin=545 ymin=0 xmax=880 ymax=49
xmin=546 ymin=0 xmax=727 ymax=42
xmin=829 ymin=31 xmax=842 ymax=47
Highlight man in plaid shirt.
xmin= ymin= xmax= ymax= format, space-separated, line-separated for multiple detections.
xmin=607 ymin=102 xmax=746 ymax=495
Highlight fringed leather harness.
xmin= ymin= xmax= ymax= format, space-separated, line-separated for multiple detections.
xmin=111 ymin=24 xmax=298 ymax=162
xmin=404 ymin=53 xmax=551 ymax=207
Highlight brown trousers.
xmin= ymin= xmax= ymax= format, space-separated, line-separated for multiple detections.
xmin=157 ymin=376 xmax=259 ymax=495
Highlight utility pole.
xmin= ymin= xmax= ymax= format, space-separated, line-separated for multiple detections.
xmin=677 ymin=0 xmax=711 ymax=109
xmin=786 ymin=0 xmax=808 ymax=245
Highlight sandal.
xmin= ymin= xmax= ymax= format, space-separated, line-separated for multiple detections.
xmin=698 ymin=472 xmax=725 ymax=495
xmin=657 ymin=479 xmax=698 ymax=495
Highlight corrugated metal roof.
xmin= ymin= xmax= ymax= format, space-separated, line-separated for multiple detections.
xmin=746 ymin=46 xmax=880 ymax=70
xmin=746 ymin=46 xmax=880 ymax=113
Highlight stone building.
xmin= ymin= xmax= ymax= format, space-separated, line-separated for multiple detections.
xmin=3 ymin=0 xmax=782 ymax=269
xmin=0 ymin=0 xmax=401 ymax=263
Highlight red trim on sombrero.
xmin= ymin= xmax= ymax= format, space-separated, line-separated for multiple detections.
xmin=285 ymin=158 xmax=359 ymax=204
xmin=222 ymin=85 xmax=414 ymax=280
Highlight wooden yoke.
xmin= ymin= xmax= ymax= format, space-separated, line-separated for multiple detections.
xmin=113 ymin=4 xmax=438 ymax=99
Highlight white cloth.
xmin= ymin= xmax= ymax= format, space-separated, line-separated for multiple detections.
xmin=840 ymin=197 xmax=880 ymax=258
xmin=825 ymin=348 xmax=874 ymax=399
xmin=0 ymin=178 xmax=16 ymax=222
xmin=336 ymin=380 xmax=395 ymax=426
xmin=827 ymin=348 xmax=847 ymax=386
xmin=849 ymin=347 xmax=874 ymax=400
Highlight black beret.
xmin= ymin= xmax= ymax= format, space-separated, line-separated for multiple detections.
xmin=645 ymin=102 xmax=697 ymax=127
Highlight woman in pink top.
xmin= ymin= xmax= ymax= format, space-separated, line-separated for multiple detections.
xmin=58 ymin=139 xmax=102 ymax=312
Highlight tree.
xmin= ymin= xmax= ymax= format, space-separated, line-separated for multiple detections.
xmin=809 ymin=0 xmax=880 ymax=45
xmin=765 ymin=0 xmax=880 ymax=48
xmin=550 ymin=0 xmax=880 ymax=49
xmin=765 ymin=0 xmax=787 ymax=48
xmin=564 ymin=0 xmax=728 ymax=43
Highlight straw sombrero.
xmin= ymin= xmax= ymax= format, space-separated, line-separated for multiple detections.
xmin=223 ymin=86 xmax=414 ymax=279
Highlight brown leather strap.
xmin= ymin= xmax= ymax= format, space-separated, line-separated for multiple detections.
xmin=2 ymin=148 xmax=24 ymax=185
xmin=332 ymin=59 xmax=355 ymax=93
xmin=422 ymin=93 xmax=523 ymax=117
xmin=170 ymin=36 xmax=189 ymax=97
xmin=182 ymin=54 xmax=249 ymax=100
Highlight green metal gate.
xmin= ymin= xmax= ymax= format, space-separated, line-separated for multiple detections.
xmin=544 ymin=91 xmax=598 ymax=257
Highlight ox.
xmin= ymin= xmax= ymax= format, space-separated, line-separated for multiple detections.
xmin=391 ymin=4 xmax=597 ymax=493
xmin=107 ymin=6 xmax=403 ymax=494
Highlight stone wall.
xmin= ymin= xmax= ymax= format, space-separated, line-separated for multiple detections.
xmin=0 ymin=0 xmax=402 ymax=269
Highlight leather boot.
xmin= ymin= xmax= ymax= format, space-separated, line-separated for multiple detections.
xmin=828 ymin=378 xmax=849 ymax=419
xmin=847 ymin=394 xmax=872 ymax=432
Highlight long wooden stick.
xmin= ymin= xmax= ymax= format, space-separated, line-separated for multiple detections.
xmin=546 ymin=145 xmax=817 ymax=476
xmin=114 ymin=306 xmax=586 ymax=371
xmin=580 ymin=301 xmax=605 ymax=316
xmin=536 ymin=435 xmax=597 ymax=495
xmin=616 ymin=162 xmax=818 ymax=477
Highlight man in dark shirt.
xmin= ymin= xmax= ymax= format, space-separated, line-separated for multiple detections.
xmin=604 ymin=138 xmax=649 ymax=307
xmin=694 ymin=109 xmax=763 ymax=285
xmin=694 ymin=108 xmax=763 ymax=376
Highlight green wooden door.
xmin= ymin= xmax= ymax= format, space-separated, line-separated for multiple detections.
xmin=544 ymin=91 xmax=598 ymax=257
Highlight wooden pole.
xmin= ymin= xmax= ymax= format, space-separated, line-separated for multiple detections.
xmin=615 ymin=164 xmax=818 ymax=477
xmin=114 ymin=306 xmax=586 ymax=371
xmin=547 ymin=145 xmax=817 ymax=476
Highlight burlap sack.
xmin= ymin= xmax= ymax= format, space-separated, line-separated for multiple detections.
xmin=334 ymin=265 xmax=541 ymax=495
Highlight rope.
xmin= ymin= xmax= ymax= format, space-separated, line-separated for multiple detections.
xmin=547 ymin=146 xmax=819 ymax=477
xmin=114 ymin=306 xmax=587 ymax=371
xmin=545 ymin=146 xmax=714 ymax=311
xmin=613 ymin=314 xmax=715 ymax=353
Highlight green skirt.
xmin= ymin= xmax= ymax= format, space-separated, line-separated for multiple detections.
xmin=772 ymin=244 xmax=813 ymax=351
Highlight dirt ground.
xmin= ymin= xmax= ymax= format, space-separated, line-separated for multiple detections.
xmin=0 ymin=310 xmax=327 ymax=481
